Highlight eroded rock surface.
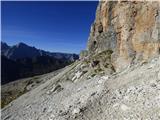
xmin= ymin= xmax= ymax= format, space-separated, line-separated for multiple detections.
xmin=87 ymin=1 xmax=160 ymax=71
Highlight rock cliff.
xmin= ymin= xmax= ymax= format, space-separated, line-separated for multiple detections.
xmin=87 ymin=1 xmax=160 ymax=71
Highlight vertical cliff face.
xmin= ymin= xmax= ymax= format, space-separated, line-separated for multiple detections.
xmin=87 ymin=1 xmax=160 ymax=71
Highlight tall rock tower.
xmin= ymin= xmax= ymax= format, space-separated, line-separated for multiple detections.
xmin=87 ymin=1 xmax=160 ymax=71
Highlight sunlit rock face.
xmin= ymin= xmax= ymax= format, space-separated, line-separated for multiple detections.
xmin=87 ymin=1 xmax=160 ymax=71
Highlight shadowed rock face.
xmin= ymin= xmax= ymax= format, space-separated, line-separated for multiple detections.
xmin=87 ymin=1 xmax=160 ymax=71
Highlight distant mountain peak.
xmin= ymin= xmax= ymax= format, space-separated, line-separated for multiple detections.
xmin=1 ymin=41 xmax=9 ymax=46
xmin=16 ymin=42 xmax=29 ymax=48
xmin=1 ymin=41 xmax=10 ymax=53
xmin=1 ymin=42 xmax=79 ymax=60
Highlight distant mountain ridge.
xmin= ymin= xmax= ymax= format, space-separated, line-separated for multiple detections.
xmin=1 ymin=42 xmax=79 ymax=84
xmin=1 ymin=42 xmax=79 ymax=61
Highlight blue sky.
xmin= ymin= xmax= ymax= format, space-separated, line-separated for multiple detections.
xmin=1 ymin=1 xmax=98 ymax=54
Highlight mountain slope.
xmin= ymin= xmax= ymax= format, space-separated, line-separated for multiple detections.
xmin=5 ymin=42 xmax=41 ymax=60
xmin=1 ymin=55 xmax=73 ymax=85
xmin=1 ymin=67 xmax=65 ymax=108
xmin=2 ymin=56 xmax=160 ymax=120
xmin=1 ymin=42 xmax=79 ymax=84
xmin=1 ymin=56 xmax=22 ymax=84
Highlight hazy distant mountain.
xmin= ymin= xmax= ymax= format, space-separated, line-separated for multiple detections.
xmin=1 ymin=55 xmax=72 ymax=84
xmin=1 ymin=42 xmax=79 ymax=61
xmin=1 ymin=55 xmax=22 ymax=84
xmin=1 ymin=42 xmax=10 ymax=55
xmin=1 ymin=42 xmax=79 ymax=84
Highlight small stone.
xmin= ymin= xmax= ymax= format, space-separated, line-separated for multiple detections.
xmin=72 ymin=108 xmax=80 ymax=115
xmin=48 ymin=114 xmax=55 ymax=120
xmin=77 ymin=87 xmax=82 ymax=92
xmin=113 ymin=103 xmax=119 ymax=108
xmin=59 ymin=110 xmax=63 ymax=113
xmin=120 ymin=104 xmax=130 ymax=111
xmin=43 ymin=108 xmax=47 ymax=112
xmin=98 ymin=79 xmax=104 ymax=84
xmin=72 ymin=76 xmax=77 ymax=81
xmin=101 ymin=76 xmax=109 ymax=80
xmin=158 ymin=71 xmax=160 ymax=80
xmin=150 ymin=83 xmax=157 ymax=87
xmin=91 ymin=92 xmax=96 ymax=96
xmin=76 ymin=71 xmax=83 ymax=78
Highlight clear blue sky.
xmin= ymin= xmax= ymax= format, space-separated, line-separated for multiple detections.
xmin=1 ymin=1 xmax=98 ymax=54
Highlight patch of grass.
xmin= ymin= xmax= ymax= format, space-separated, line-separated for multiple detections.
xmin=1 ymin=89 xmax=27 ymax=108
xmin=35 ymin=80 xmax=41 ymax=84
xmin=91 ymin=73 xmax=96 ymax=77
xmin=93 ymin=50 xmax=113 ymax=60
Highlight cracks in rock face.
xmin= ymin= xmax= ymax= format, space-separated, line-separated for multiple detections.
xmin=108 ymin=1 xmax=114 ymax=28
xmin=93 ymin=41 xmax=97 ymax=46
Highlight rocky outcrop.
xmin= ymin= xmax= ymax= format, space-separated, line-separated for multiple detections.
xmin=87 ymin=1 xmax=160 ymax=71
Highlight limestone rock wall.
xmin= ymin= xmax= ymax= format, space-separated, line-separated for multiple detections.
xmin=87 ymin=1 xmax=160 ymax=71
